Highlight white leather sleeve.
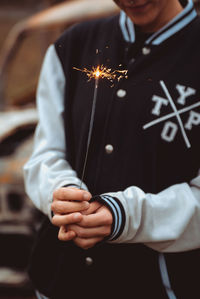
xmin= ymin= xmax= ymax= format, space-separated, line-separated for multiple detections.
xmin=23 ymin=45 xmax=88 ymax=219
xmin=106 ymin=176 xmax=200 ymax=252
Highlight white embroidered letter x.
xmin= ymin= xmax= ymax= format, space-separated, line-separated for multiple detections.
xmin=143 ymin=81 xmax=200 ymax=148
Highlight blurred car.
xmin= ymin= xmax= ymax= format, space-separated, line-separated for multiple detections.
xmin=0 ymin=107 xmax=43 ymax=295
xmin=0 ymin=0 xmax=119 ymax=295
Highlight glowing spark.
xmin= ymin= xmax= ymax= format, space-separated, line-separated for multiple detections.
xmin=73 ymin=65 xmax=128 ymax=83
xmin=94 ymin=66 xmax=101 ymax=78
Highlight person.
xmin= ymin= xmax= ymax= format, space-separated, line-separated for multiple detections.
xmin=23 ymin=0 xmax=200 ymax=298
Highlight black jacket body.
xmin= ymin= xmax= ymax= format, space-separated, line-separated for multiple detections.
xmin=29 ymin=14 xmax=200 ymax=299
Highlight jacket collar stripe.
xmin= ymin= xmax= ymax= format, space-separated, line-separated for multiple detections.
xmin=119 ymin=11 xmax=131 ymax=42
xmin=146 ymin=0 xmax=194 ymax=44
xmin=146 ymin=0 xmax=197 ymax=45
xmin=119 ymin=0 xmax=197 ymax=45
xmin=126 ymin=15 xmax=135 ymax=43
xmin=151 ymin=9 xmax=197 ymax=45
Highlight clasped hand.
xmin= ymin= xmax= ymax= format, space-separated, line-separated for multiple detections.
xmin=51 ymin=187 xmax=113 ymax=249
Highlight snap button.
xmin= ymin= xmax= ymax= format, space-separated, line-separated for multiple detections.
xmin=85 ymin=257 xmax=93 ymax=266
xmin=142 ymin=47 xmax=151 ymax=55
xmin=105 ymin=144 xmax=114 ymax=154
xmin=116 ymin=89 xmax=126 ymax=98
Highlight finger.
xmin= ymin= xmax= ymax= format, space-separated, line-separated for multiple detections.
xmin=58 ymin=226 xmax=76 ymax=241
xmin=78 ymin=207 xmax=113 ymax=227
xmin=67 ymin=224 xmax=111 ymax=238
xmin=81 ymin=201 xmax=102 ymax=215
xmin=53 ymin=187 xmax=92 ymax=202
xmin=51 ymin=200 xmax=89 ymax=214
xmin=73 ymin=236 xmax=103 ymax=250
xmin=52 ymin=212 xmax=83 ymax=227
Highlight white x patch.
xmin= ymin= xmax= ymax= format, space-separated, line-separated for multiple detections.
xmin=143 ymin=81 xmax=200 ymax=148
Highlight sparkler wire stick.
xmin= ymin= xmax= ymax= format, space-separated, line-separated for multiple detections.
xmin=73 ymin=64 xmax=128 ymax=189
xmin=79 ymin=76 xmax=99 ymax=189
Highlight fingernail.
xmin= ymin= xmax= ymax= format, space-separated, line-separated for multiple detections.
xmin=84 ymin=201 xmax=90 ymax=208
xmin=83 ymin=192 xmax=91 ymax=200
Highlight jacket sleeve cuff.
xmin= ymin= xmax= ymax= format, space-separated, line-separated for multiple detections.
xmin=91 ymin=195 xmax=126 ymax=241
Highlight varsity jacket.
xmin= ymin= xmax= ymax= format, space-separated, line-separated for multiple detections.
xmin=24 ymin=0 xmax=200 ymax=298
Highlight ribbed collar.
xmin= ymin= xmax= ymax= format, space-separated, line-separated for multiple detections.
xmin=119 ymin=0 xmax=197 ymax=45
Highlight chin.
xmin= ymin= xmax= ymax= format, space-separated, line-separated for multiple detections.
xmin=127 ymin=13 xmax=151 ymax=25
xmin=126 ymin=9 xmax=158 ymax=30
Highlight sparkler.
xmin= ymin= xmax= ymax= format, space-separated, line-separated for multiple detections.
xmin=73 ymin=64 xmax=128 ymax=83
xmin=73 ymin=64 xmax=128 ymax=189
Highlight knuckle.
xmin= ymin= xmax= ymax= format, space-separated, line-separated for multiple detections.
xmin=95 ymin=202 xmax=101 ymax=209
xmin=75 ymin=238 xmax=89 ymax=249
xmin=104 ymin=213 xmax=113 ymax=225
xmin=59 ymin=235 xmax=66 ymax=241
xmin=59 ymin=188 xmax=65 ymax=198
xmin=77 ymin=227 xmax=86 ymax=238
xmin=51 ymin=201 xmax=61 ymax=213
xmin=51 ymin=216 xmax=56 ymax=224
xmin=67 ymin=224 xmax=73 ymax=231
xmin=51 ymin=202 xmax=56 ymax=211
xmin=105 ymin=226 xmax=111 ymax=236
xmin=58 ymin=232 xmax=64 ymax=241
xmin=56 ymin=201 xmax=64 ymax=213
xmin=51 ymin=216 xmax=59 ymax=226
xmin=63 ymin=215 xmax=72 ymax=226
xmin=81 ymin=241 xmax=90 ymax=250
xmin=58 ymin=188 xmax=68 ymax=199
xmin=53 ymin=188 xmax=62 ymax=200
xmin=80 ymin=201 xmax=89 ymax=210
xmin=80 ymin=217 xmax=88 ymax=226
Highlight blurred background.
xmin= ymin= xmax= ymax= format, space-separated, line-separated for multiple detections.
xmin=0 ymin=0 xmax=199 ymax=298
xmin=0 ymin=0 xmax=119 ymax=298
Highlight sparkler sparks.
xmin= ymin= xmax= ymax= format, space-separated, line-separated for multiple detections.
xmin=73 ymin=65 xmax=128 ymax=83
xmin=73 ymin=64 xmax=128 ymax=189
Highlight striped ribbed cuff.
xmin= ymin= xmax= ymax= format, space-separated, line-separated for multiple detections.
xmin=90 ymin=195 xmax=125 ymax=241
xmin=62 ymin=184 xmax=80 ymax=189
